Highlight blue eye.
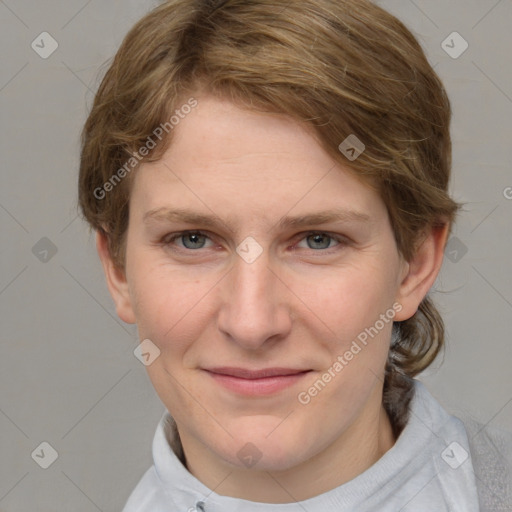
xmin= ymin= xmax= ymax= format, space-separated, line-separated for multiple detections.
xmin=300 ymin=233 xmax=340 ymax=250
xmin=165 ymin=231 xmax=213 ymax=250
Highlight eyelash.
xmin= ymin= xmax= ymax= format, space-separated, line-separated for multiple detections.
xmin=160 ymin=230 xmax=349 ymax=255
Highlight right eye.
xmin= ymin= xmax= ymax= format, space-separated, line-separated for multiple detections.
xmin=162 ymin=230 xmax=215 ymax=251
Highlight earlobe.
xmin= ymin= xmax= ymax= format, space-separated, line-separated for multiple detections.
xmin=96 ymin=231 xmax=136 ymax=324
xmin=394 ymin=223 xmax=450 ymax=322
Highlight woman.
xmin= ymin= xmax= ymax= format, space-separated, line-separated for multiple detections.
xmin=79 ymin=0 xmax=512 ymax=510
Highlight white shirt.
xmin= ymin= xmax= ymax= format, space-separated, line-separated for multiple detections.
xmin=122 ymin=380 xmax=481 ymax=511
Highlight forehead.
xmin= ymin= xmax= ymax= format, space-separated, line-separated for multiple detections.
xmin=130 ymin=94 xmax=386 ymax=230
xmin=167 ymin=94 xmax=331 ymax=173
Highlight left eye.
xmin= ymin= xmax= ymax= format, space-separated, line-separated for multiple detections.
xmin=296 ymin=233 xmax=340 ymax=250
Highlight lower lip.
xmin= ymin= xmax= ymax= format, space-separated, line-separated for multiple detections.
xmin=206 ymin=371 xmax=310 ymax=396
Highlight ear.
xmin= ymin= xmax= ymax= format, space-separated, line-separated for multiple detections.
xmin=96 ymin=230 xmax=136 ymax=324
xmin=394 ymin=223 xmax=450 ymax=322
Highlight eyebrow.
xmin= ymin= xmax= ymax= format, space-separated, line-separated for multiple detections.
xmin=143 ymin=207 xmax=371 ymax=233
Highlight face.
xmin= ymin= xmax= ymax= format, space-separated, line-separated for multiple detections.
xmin=102 ymin=94 xmax=435 ymax=473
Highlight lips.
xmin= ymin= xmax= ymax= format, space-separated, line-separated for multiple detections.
xmin=203 ymin=367 xmax=312 ymax=396
xmin=205 ymin=367 xmax=309 ymax=379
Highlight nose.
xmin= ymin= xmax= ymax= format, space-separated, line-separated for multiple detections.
xmin=217 ymin=250 xmax=293 ymax=350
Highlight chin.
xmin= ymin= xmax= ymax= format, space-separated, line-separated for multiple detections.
xmin=212 ymin=422 xmax=313 ymax=472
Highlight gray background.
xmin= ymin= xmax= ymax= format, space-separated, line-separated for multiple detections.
xmin=1 ymin=0 xmax=511 ymax=510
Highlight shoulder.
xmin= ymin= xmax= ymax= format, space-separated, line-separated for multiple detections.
xmin=458 ymin=414 xmax=512 ymax=511
xmin=121 ymin=466 xmax=168 ymax=512
xmin=407 ymin=381 xmax=512 ymax=510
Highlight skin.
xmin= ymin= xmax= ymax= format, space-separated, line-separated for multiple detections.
xmin=97 ymin=94 xmax=449 ymax=503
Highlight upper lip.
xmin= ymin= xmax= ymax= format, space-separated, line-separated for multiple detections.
xmin=204 ymin=367 xmax=311 ymax=379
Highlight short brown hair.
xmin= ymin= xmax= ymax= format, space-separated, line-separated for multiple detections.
xmin=79 ymin=0 xmax=459 ymax=436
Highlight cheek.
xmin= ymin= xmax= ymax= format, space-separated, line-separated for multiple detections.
xmin=128 ymin=260 xmax=215 ymax=353
xmin=294 ymin=261 xmax=399 ymax=342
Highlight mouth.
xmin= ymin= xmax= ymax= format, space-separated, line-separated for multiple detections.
xmin=203 ymin=367 xmax=312 ymax=396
